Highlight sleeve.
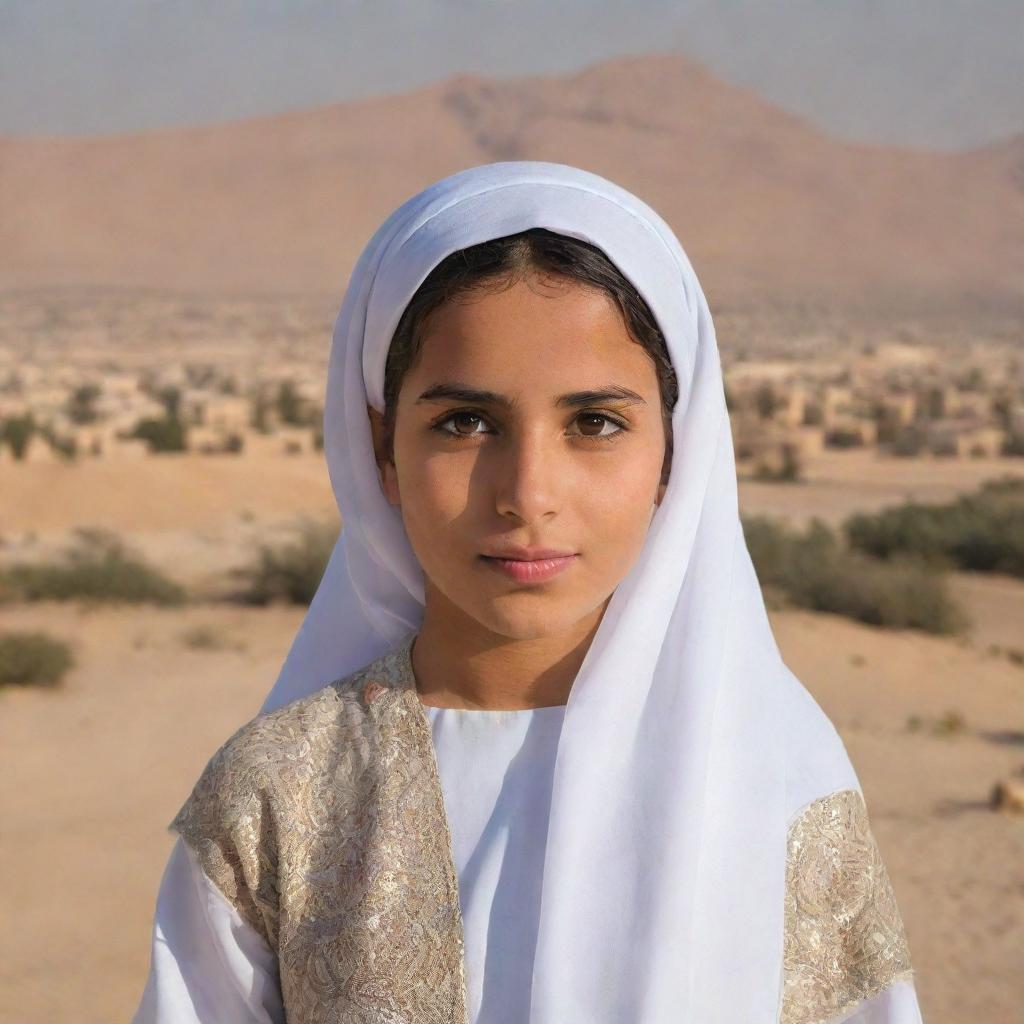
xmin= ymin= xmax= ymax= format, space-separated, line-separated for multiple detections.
xmin=830 ymin=979 xmax=922 ymax=1023
xmin=132 ymin=836 xmax=286 ymax=1024
xmin=780 ymin=789 xmax=923 ymax=1024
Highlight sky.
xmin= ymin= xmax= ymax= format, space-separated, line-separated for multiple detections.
xmin=1 ymin=0 xmax=1021 ymax=150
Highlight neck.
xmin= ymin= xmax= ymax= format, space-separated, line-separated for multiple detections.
xmin=411 ymin=597 xmax=606 ymax=711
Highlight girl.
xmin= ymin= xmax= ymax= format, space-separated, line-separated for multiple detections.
xmin=135 ymin=162 xmax=922 ymax=1023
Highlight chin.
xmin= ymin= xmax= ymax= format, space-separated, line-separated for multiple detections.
xmin=463 ymin=592 xmax=605 ymax=643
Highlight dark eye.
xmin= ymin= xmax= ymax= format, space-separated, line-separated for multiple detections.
xmin=574 ymin=414 xmax=625 ymax=439
xmin=437 ymin=412 xmax=491 ymax=437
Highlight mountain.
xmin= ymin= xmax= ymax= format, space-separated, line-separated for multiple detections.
xmin=2 ymin=54 xmax=1021 ymax=318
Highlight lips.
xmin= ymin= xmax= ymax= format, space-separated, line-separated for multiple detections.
xmin=480 ymin=546 xmax=576 ymax=561
xmin=480 ymin=552 xmax=579 ymax=584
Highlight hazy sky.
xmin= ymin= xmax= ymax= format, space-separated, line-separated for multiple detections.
xmin=2 ymin=0 xmax=1020 ymax=149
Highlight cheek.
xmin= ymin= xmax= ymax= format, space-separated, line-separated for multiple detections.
xmin=585 ymin=460 xmax=661 ymax=556
xmin=392 ymin=449 xmax=474 ymax=555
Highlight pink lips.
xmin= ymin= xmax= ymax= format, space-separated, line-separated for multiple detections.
xmin=481 ymin=554 xmax=578 ymax=584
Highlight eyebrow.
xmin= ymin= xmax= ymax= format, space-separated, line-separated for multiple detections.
xmin=415 ymin=382 xmax=648 ymax=409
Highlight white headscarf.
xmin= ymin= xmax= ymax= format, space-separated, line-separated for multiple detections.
xmin=259 ymin=162 xmax=862 ymax=1022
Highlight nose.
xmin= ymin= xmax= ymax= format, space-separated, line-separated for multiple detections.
xmin=493 ymin=425 xmax=561 ymax=524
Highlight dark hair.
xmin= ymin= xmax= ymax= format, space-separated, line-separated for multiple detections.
xmin=381 ymin=228 xmax=678 ymax=470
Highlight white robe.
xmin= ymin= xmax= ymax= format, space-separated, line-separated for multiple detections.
xmin=133 ymin=700 xmax=922 ymax=1023
xmin=134 ymin=704 xmax=567 ymax=1024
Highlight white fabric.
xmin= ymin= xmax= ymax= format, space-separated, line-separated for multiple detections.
xmin=135 ymin=705 xmax=567 ymax=1024
xmin=133 ymin=837 xmax=284 ymax=1024
xmin=134 ymin=697 xmax=923 ymax=1024
xmin=424 ymin=704 xmax=567 ymax=1023
xmin=837 ymin=981 xmax=924 ymax=1024
xmin=252 ymin=161 xmax=921 ymax=1021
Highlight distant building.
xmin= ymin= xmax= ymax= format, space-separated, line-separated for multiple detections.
xmin=925 ymin=419 xmax=1005 ymax=457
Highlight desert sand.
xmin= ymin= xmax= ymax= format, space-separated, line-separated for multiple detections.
xmin=1 ymin=449 xmax=1022 ymax=1023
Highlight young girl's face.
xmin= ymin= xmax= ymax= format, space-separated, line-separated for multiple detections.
xmin=369 ymin=272 xmax=670 ymax=642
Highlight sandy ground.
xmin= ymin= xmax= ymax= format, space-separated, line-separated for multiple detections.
xmin=1 ymin=450 xmax=1022 ymax=1023
xmin=739 ymin=449 xmax=1024 ymax=529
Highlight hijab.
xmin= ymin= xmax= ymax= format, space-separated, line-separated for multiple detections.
xmin=258 ymin=161 xmax=861 ymax=1022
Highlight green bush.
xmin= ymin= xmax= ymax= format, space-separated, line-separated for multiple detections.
xmin=1 ymin=412 xmax=37 ymax=459
xmin=129 ymin=414 xmax=187 ymax=453
xmin=231 ymin=518 xmax=337 ymax=605
xmin=843 ymin=476 xmax=1024 ymax=578
xmin=742 ymin=515 xmax=968 ymax=635
xmin=0 ymin=528 xmax=187 ymax=605
xmin=0 ymin=631 xmax=74 ymax=688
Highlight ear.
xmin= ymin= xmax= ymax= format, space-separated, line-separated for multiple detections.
xmin=366 ymin=404 xmax=401 ymax=507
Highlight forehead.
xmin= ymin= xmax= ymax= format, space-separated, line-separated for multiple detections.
xmin=409 ymin=277 xmax=658 ymax=387
xmin=358 ymin=181 xmax=696 ymax=412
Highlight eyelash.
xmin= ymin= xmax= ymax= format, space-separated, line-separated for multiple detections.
xmin=430 ymin=409 xmax=629 ymax=445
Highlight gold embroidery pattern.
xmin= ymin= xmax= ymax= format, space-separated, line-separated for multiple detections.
xmin=170 ymin=631 xmax=469 ymax=1024
xmin=781 ymin=788 xmax=914 ymax=1024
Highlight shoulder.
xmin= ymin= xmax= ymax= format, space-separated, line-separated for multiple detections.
xmin=180 ymin=649 xmax=402 ymax=803
xmin=781 ymin=784 xmax=915 ymax=1023
xmin=166 ymin=650 xmax=403 ymax=944
xmin=776 ymin=677 xmax=915 ymax=1022
xmin=777 ymin=669 xmax=861 ymax=825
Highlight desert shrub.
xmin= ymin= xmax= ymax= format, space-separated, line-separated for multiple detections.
xmin=43 ymin=429 xmax=77 ymax=460
xmin=129 ymin=414 xmax=187 ymax=453
xmin=179 ymin=624 xmax=243 ymax=651
xmin=1 ymin=412 xmax=37 ymax=459
xmin=66 ymin=383 xmax=101 ymax=425
xmin=0 ymin=528 xmax=187 ymax=605
xmin=824 ymin=428 xmax=863 ymax=449
xmin=232 ymin=518 xmax=337 ymax=605
xmin=0 ymin=631 xmax=74 ymax=688
xmin=843 ymin=476 xmax=1024 ymax=578
xmin=742 ymin=515 xmax=839 ymax=589
xmin=795 ymin=550 xmax=967 ymax=634
xmin=251 ymin=388 xmax=273 ymax=433
xmin=277 ymin=380 xmax=309 ymax=426
xmin=905 ymin=710 xmax=969 ymax=736
xmin=742 ymin=515 xmax=968 ymax=635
